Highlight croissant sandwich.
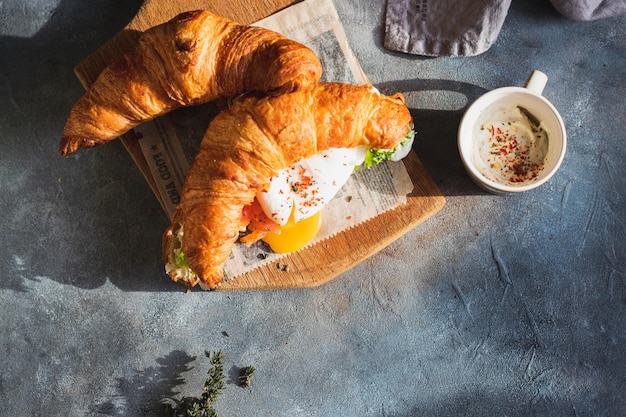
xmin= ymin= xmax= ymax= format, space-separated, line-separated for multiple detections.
xmin=59 ymin=10 xmax=322 ymax=156
xmin=162 ymin=82 xmax=414 ymax=289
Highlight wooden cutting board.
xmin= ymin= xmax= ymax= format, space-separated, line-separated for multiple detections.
xmin=73 ymin=0 xmax=445 ymax=290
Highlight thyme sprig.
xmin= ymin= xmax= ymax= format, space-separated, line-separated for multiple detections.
xmin=168 ymin=350 xmax=225 ymax=417
xmin=166 ymin=350 xmax=257 ymax=417
xmin=239 ymin=366 xmax=256 ymax=388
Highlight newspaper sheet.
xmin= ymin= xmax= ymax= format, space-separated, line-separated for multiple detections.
xmin=132 ymin=0 xmax=415 ymax=279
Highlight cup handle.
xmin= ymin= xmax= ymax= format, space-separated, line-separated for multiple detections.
xmin=524 ymin=70 xmax=548 ymax=95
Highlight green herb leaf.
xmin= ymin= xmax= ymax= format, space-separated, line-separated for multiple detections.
xmin=175 ymin=251 xmax=189 ymax=269
xmin=363 ymin=148 xmax=395 ymax=168
xmin=361 ymin=129 xmax=415 ymax=169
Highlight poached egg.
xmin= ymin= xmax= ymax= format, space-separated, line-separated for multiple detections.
xmin=253 ymin=146 xmax=367 ymax=253
xmin=249 ymin=128 xmax=415 ymax=253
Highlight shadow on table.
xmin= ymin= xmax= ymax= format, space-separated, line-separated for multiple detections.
xmin=89 ymin=348 xmax=253 ymax=416
xmin=0 ymin=0 xmax=184 ymax=293
xmin=377 ymin=78 xmax=490 ymax=197
xmin=89 ymin=349 xmax=197 ymax=416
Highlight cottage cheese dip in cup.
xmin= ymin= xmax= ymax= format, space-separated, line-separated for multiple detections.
xmin=458 ymin=70 xmax=567 ymax=194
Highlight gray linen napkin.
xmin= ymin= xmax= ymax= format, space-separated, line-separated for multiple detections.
xmin=384 ymin=0 xmax=626 ymax=58
xmin=548 ymin=0 xmax=626 ymax=20
xmin=384 ymin=0 xmax=512 ymax=57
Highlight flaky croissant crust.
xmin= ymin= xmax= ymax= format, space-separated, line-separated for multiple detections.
xmin=59 ymin=10 xmax=322 ymax=155
xmin=163 ymin=82 xmax=412 ymax=289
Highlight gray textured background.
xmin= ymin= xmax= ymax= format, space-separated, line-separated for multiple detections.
xmin=1 ymin=0 xmax=624 ymax=416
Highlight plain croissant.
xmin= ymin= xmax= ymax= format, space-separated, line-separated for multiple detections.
xmin=162 ymin=82 xmax=413 ymax=289
xmin=59 ymin=10 xmax=322 ymax=156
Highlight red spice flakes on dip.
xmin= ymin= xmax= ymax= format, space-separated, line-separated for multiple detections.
xmin=474 ymin=105 xmax=549 ymax=186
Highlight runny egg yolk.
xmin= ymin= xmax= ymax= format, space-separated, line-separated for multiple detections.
xmin=261 ymin=208 xmax=322 ymax=254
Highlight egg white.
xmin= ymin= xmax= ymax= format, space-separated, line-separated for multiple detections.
xmin=256 ymin=147 xmax=367 ymax=225
xmin=390 ymin=130 xmax=415 ymax=161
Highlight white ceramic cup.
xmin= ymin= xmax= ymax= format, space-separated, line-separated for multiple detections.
xmin=458 ymin=70 xmax=567 ymax=194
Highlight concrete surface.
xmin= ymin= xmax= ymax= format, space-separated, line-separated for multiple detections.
xmin=1 ymin=0 xmax=624 ymax=416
